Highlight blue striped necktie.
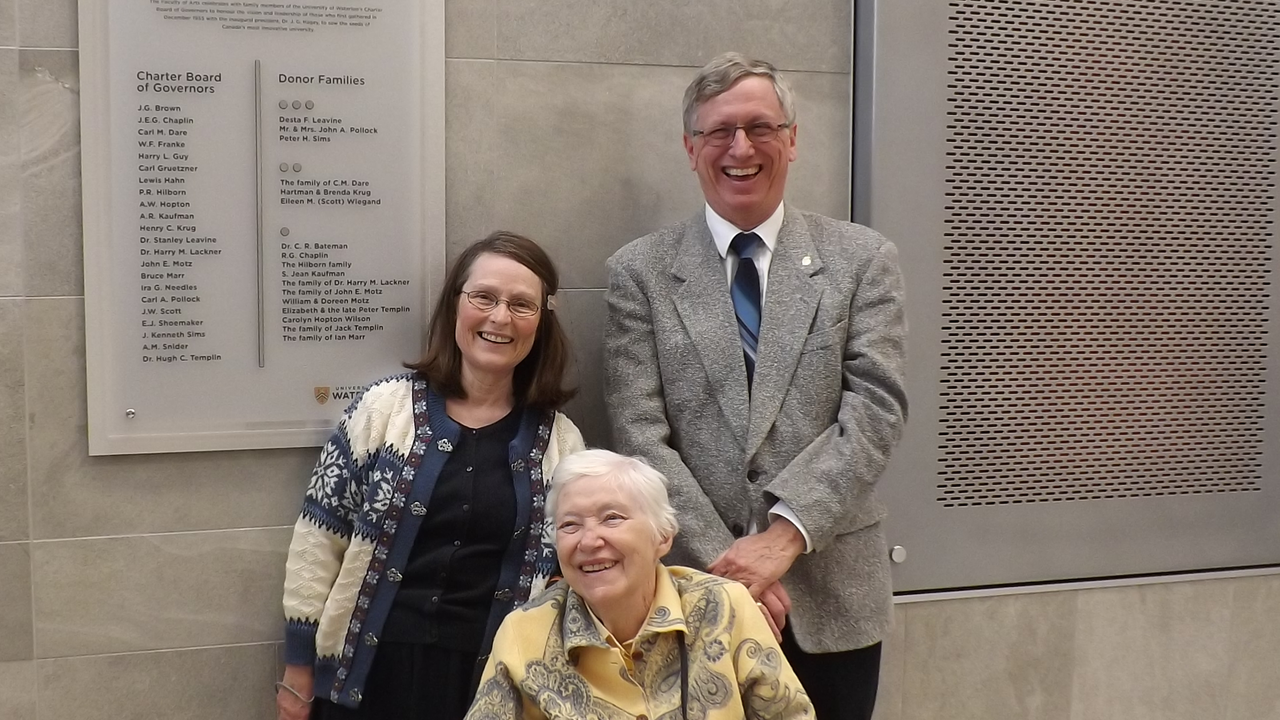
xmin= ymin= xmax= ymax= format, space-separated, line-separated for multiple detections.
xmin=730 ymin=232 xmax=762 ymax=385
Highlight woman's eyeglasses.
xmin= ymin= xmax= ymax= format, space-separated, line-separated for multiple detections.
xmin=460 ymin=290 xmax=541 ymax=318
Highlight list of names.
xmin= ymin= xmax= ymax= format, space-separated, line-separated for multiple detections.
xmin=135 ymin=88 xmax=224 ymax=365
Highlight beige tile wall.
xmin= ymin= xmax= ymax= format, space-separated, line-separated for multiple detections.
xmin=16 ymin=0 xmax=77 ymax=48
xmin=0 ymin=661 xmax=36 ymax=720
xmin=1071 ymin=580 xmax=1235 ymax=720
xmin=34 ymin=643 xmax=278 ymax=720
xmin=1225 ymin=575 xmax=1280 ymax=719
xmin=32 ymin=529 xmax=290 ymax=658
xmin=0 ymin=543 xmax=33 ymax=662
xmin=870 ymin=574 xmax=1280 ymax=720
xmin=0 ymin=49 xmax=19 ymax=295
xmin=900 ymin=591 xmax=1078 ymax=720
xmin=19 ymin=49 xmax=81 ymax=297
xmin=0 ymin=300 xmax=26 ymax=542
xmin=0 ymin=1 xmax=16 ymax=49
xmin=1 ymin=3 xmax=1277 ymax=720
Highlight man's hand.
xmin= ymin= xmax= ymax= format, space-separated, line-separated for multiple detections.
xmin=755 ymin=581 xmax=792 ymax=641
xmin=708 ymin=517 xmax=805 ymax=595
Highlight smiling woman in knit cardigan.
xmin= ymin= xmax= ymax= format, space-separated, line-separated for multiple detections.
xmin=276 ymin=231 xmax=585 ymax=720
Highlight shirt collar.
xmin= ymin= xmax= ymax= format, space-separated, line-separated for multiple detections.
xmin=562 ymin=564 xmax=689 ymax=655
xmin=706 ymin=201 xmax=785 ymax=259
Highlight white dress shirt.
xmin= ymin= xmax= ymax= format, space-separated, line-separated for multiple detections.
xmin=704 ymin=202 xmax=814 ymax=554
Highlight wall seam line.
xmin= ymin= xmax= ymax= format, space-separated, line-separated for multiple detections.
xmin=33 ymin=640 xmax=281 ymax=662
xmin=447 ymin=55 xmax=851 ymax=76
xmin=30 ymin=524 xmax=295 ymax=543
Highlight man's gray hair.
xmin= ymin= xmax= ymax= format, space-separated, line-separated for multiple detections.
xmin=548 ymin=449 xmax=680 ymax=542
xmin=682 ymin=52 xmax=797 ymax=135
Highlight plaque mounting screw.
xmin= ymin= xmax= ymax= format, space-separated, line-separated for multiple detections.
xmin=890 ymin=545 xmax=907 ymax=564
xmin=125 ymin=409 xmax=137 ymax=419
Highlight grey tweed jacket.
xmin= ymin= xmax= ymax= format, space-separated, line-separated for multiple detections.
xmin=604 ymin=207 xmax=907 ymax=653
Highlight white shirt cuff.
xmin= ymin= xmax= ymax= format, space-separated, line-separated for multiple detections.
xmin=767 ymin=500 xmax=814 ymax=554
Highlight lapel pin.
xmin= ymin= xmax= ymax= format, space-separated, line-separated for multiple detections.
xmin=801 ymin=256 xmax=811 ymax=266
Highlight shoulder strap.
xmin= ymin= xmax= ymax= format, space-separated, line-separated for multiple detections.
xmin=680 ymin=631 xmax=689 ymax=720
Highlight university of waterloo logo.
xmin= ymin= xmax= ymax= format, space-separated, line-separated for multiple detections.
xmin=314 ymin=384 xmax=364 ymax=406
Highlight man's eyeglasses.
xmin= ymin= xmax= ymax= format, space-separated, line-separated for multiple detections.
xmin=691 ymin=122 xmax=792 ymax=147
xmin=460 ymin=290 xmax=541 ymax=318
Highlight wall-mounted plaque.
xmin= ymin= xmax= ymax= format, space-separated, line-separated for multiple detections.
xmin=79 ymin=0 xmax=444 ymax=455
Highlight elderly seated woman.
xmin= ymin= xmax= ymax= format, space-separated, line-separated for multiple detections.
xmin=465 ymin=449 xmax=813 ymax=720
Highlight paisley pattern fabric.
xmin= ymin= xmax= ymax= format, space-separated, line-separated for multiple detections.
xmin=466 ymin=566 xmax=813 ymax=720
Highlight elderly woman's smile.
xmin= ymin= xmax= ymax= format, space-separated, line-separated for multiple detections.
xmin=554 ymin=475 xmax=673 ymax=641
xmin=466 ymin=450 xmax=815 ymax=720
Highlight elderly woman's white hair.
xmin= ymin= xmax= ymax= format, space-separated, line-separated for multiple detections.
xmin=547 ymin=449 xmax=680 ymax=542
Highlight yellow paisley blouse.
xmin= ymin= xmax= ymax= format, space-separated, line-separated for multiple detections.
xmin=465 ymin=565 xmax=814 ymax=720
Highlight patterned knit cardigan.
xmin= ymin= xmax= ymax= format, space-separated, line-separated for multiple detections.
xmin=282 ymin=373 xmax=586 ymax=708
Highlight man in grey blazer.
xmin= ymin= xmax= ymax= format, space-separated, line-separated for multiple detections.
xmin=604 ymin=53 xmax=907 ymax=720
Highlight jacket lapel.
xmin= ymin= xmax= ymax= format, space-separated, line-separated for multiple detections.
xmin=747 ymin=210 xmax=824 ymax=457
xmin=671 ymin=216 xmax=751 ymax=450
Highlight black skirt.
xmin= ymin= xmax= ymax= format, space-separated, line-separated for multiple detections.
xmin=311 ymin=642 xmax=480 ymax=720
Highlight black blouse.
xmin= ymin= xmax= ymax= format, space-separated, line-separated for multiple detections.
xmin=380 ymin=408 xmax=521 ymax=651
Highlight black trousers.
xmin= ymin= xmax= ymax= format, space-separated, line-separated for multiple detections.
xmin=781 ymin=626 xmax=882 ymax=720
xmin=311 ymin=642 xmax=479 ymax=720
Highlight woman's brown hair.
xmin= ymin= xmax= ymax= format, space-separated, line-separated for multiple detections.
xmin=406 ymin=231 xmax=576 ymax=409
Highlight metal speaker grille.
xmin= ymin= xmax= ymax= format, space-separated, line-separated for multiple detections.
xmin=939 ymin=0 xmax=1275 ymax=507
